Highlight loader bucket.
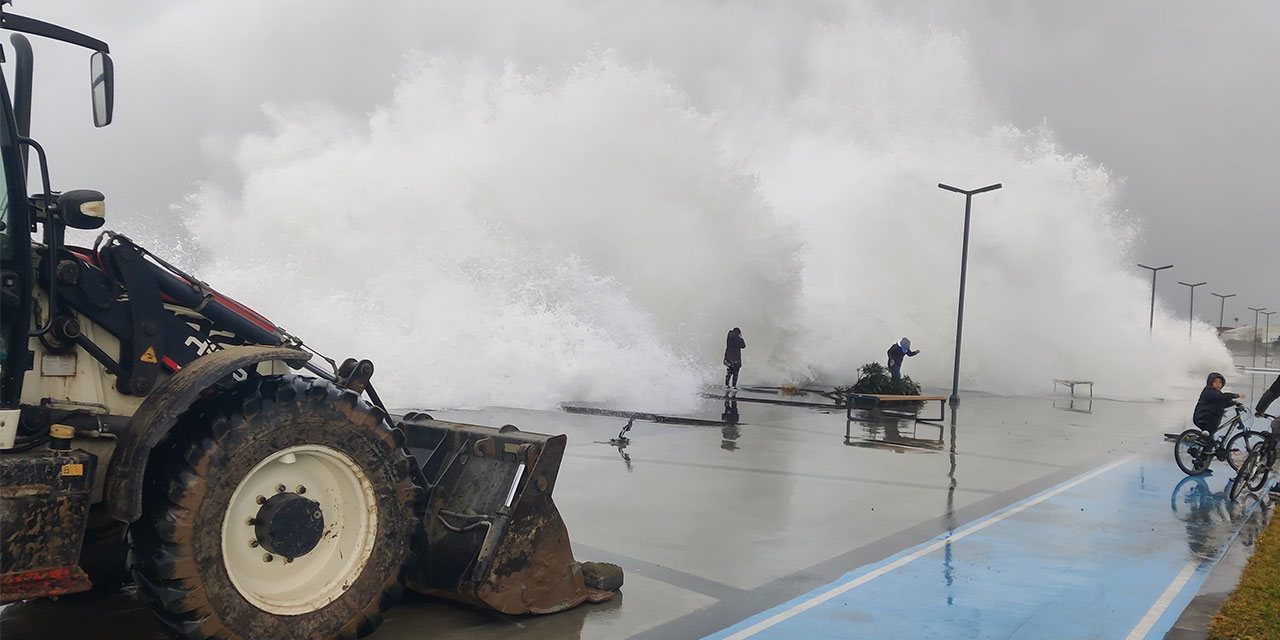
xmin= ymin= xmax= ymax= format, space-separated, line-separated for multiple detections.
xmin=395 ymin=413 xmax=616 ymax=614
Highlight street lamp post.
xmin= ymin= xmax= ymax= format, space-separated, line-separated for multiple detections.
xmin=1248 ymin=306 xmax=1267 ymax=366
xmin=1137 ymin=263 xmax=1173 ymax=333
xmin=938 ymin=181 xmax=1003 ymax=409
xmin=1176 ymin=281 xmax=1206 ymax=338
xmin=1263 ymin=311 xmax=1276 ymax=367
xmin=1210 ymin=292 xmax=1236 ymax=329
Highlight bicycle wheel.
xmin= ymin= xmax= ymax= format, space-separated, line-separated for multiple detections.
xmin=1174 ymin=429 xmax=1212 ymax=476
xmin=1225 ymin=430 xmax=1268 ymax=471
xmin=1229 ymin=456 xmax=1252 ymax=501
xmin=1246 ymin=442 xmax=1272 ymax=492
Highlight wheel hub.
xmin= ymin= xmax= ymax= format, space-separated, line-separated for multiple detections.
xmin=222 ymin=444 xmax=378 ymax=615
xmin=255 ymin=493 xmax=324 ymax=560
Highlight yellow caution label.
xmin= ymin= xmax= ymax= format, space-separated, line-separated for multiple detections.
xmin=61 ymin=463 xmax=84 ymax=477
xmin=140 ymin=346 xmax=158 ymax=363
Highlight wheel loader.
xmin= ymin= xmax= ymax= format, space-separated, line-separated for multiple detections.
xmin=0 ymin=7 xmax=619 ymax=639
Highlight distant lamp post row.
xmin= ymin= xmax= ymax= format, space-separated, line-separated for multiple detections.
xmin=1134 ymin=266 xmax=1267 ymax=349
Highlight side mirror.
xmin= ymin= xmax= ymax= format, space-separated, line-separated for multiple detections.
xmin=91 ymin=51 xmax=113 ymax=127
xmin=58 ymin=190 xmax=106 ymax=229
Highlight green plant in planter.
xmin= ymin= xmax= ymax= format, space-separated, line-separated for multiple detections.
xmin=834 ymin=362 xmax=924 ymax=410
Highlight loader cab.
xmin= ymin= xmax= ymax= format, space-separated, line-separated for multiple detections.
xmin=0 ymin=9 xmax=113 ymax=409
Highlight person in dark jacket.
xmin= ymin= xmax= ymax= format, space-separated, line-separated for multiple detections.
xmin=1255 ymin=376 xmax=1280 ymax=495
xmin=723 ymin=328 xmax=746 ymax=390
xmin=1192 ymin=372 xmax=1245 ymax=435
xmin=886 ymin=337 xmax=920 ymax=381
xmin=1256 ymin=376 xmax=1280 ymax=421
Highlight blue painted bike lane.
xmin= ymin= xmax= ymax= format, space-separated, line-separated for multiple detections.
xmin=706 ymin=454 xmax=1261 ymax=640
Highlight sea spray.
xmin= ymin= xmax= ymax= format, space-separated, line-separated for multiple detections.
xmin=172 ymin=10 xmax=1230 ymax=411
xmin=182 ymin=54 xmax=801 ymax=411
xmin=740 ymin=17 xmax=1231 ymax=399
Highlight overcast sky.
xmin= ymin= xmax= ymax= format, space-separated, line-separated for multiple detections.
xmin=11 ymin=0 xmax=1277 ymax=327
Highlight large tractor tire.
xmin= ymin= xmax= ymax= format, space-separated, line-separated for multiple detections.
xmin=128 ymin=375 xmax=424 ymax=640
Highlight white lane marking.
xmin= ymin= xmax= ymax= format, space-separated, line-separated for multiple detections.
xmin=1125 ymin=558 xmax=1201 ymax=640
xmin=719 ymin=457 xmax=1131 ymax=640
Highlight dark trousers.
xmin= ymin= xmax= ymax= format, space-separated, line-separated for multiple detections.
xmin=1193 ymin=416 xmax=1221 ymax=436
xmin=889 ymin=363 xmax=901 ymax=381
xmin=725 ymin=363 xmax=741 ymax=387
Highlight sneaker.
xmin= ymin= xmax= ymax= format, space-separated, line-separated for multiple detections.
xmin=1270 ymin=482 xmax=1280 ymax=496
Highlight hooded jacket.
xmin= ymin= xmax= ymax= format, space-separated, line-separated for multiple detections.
xmin=724 ymin=329 xmax=746 ymax=366
xmin=887 ymin=341 xmax=919 ymax=368
xmin=1193 ymin=372 xmax=1243 ymax=430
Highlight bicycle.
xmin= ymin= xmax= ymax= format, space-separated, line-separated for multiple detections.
xmin=1228 ymin=414 xmax=1277 ymax=501
xmin=1173 ymin=403 xmax=1269 ymax=476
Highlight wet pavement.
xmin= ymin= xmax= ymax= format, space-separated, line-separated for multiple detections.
xmin=2 ymin=388 xmax=1274 ymax=639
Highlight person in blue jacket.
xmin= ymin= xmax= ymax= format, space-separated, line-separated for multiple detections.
xmin=886 ymin=337 xmax=919 ymax=381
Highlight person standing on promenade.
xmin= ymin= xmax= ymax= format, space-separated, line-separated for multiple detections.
xmin=724 ymin=327 xmax=746 ymax=391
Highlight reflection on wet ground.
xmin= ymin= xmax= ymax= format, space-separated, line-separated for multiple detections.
xmin=1171 ymin=475 xmax=1262 ymax=561
xmin=844 ymin=419 xmax=945 ymax=452
xmin=3 ymin=386 xmax=1270 ymax=640
xmin=1054 ymin=396 xmax=1094 ymax=413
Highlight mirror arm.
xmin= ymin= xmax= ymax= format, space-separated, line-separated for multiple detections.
xmin=0 ymin=12 xmax=109 ymax=54
xmin=19 ymin=136 xmax=58 ymax=337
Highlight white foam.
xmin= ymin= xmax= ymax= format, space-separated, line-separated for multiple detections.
xmin=172 ymin=11 xmax=1230 ymax=411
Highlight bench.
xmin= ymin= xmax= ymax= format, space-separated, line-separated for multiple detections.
xmin=1054 ymin=379 xmax=1093 ymax=398
xmin=845 ymin=394 xmax=947 ymax=440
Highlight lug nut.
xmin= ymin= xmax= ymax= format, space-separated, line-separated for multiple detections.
xmin=263 ymin=554 xmax=274 ymax=563
xmin=246 ymin=517 xmax=257 ymax=526
xmin=249 ymin=539 xmax=259 ymax=548
xmin=256 ymin=495 xmax=267 ymax=504
xmin=276 ymin=484 xmax=287 ymax=493
xmin=296 ymin=485 xmax=307 ymax=494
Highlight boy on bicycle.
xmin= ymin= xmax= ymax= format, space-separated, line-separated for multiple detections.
xmin=1193 ymin=372 xmax=1245 ymax=445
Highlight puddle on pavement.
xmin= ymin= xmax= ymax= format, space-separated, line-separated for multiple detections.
xmin=1170 ymin=475 xmax=1264 ymax=561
